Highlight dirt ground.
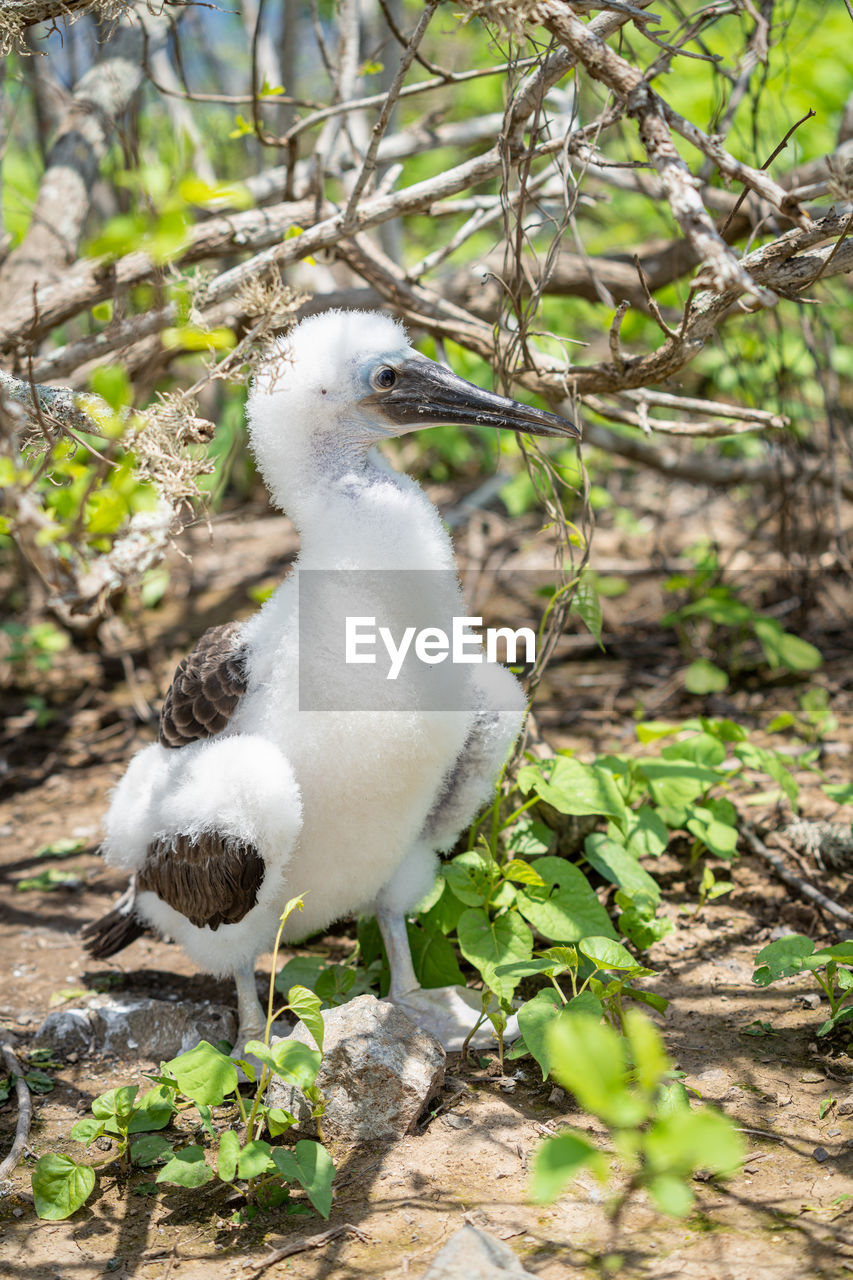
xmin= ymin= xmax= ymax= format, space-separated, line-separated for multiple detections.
xmin=2 ymin=485 xmax=853 ymax=1279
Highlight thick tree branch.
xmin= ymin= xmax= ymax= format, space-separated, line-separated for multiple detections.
xmin=0 ymin=12 xmax=162 ymax=302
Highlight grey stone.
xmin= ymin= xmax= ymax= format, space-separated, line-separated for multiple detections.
xmin=421 ymin=1226 xmax=534 ymax=1279
xmin=36 ymin=995 xmax=237 ymax=1060
xmin=33 ymin=1007 xmax=92 ymax=1053
xmin=835 ymin=1094 xmax=853 ymax=1116
xmin=266 ymin=993 xmax=445 ymax=1142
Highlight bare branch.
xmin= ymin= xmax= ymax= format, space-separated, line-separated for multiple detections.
xmin=0 ymin=11 xmax=161 ymax=302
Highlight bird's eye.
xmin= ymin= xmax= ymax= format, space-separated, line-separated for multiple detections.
xmin=375 ymin=366 xmax=397 ymax=390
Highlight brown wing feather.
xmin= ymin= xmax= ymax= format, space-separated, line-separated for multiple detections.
xmin=137 ymin=832 xmax=265 ymax=930
xmin=159 ymin=621 xmax=248 ymax=749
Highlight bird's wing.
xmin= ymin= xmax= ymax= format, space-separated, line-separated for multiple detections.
xmin=159 ymin=620 xmax=249 ymax=748
xmin=137 ymin=832 xmax=265 ymax=930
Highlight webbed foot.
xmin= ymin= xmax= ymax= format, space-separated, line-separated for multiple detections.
xmin=387 ymin=985 xmax=519 ymax=1053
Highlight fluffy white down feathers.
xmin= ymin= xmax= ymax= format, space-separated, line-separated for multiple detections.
xmin=100 ymin=310 xmax=525 ymax=981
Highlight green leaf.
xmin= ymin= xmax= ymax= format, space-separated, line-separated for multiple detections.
xmin=504 ymin=818 xmax=553 ymax=858
xmin=25 ymin=1068 xmax=55 ymax=1094
xmin=516 ymin=857 xmax=616 ymax=943
xmin=644 ymin=1108 xmax=744 ymax=1179
xmin=624 ymin=1008 xmax=670 ymax=1093
xmin=624 ymin=806 xmax=669 ymax=859
xmin=683 ymin=659 xmax=729 ymax=694
xmin=419 ymin=882 xmax=467 ymax=935
xmin=753 ymin=618 xmax=822 ymax=672
xmin=519 ymin=757 xmax=628 ymax=827
xmin=407 ymin=923 xmax=465 ymax=989
xmin=127 ymin=1086 xmax=175 ymax=1133
xmin=92 ymin=1084 xmax=138 ymax=1124
xmin=238 ymin=1139 xmax=274 ymax=1179
xmin=131 ymin=1134 xmax=173 ymax=1167
xmin=752 ymin=934 xmax=815 ymax=986
xmin=70 ymin=1117 xmax=106 ymax=1146
xmin=578 ymin=936 xmax=642 ymax=973
xmin=157 ymin=1146 xmax=214 ymax=1188
xmin=635 ymin=721 xmax=681 ymax=744
xmin=217 ymin=1130 xmax=240 ymax=1182
xmin=547 ymin=1016 xmax=647 ymax=1128
xmin=647 ymin=1173 xmax=695 ymax=1216
xmin=32 ymin=1154 xmax=96 ymax=1220
xmin=243 ymin=1040 xmax=321 ymax=1092
xmin=457 ymin=907 xmax=533 ymax=999
xmin=502 ymin=859 xmax=546 ymax=887
xmin=36 ymin=837 xmax=86 ymax=860
xmin=735 ymin=741 xmax=800 ymax=809
xmin=274 ymin=955 xmax=326 ymax=994
xmin=530 ymin=1130 xmax=603 ymax=1203
xmin=823 ymin=783 xmax=853 ymax=804
xmin=161 ymin=324 xmax=235 ymax=352
xmin=685 ymin=805 xmax=739 ymax=859
xmin=584 ymin=834 xmax=661 ymax=902
xmin=164 ymin=1041 xmax=238 ymax=1105
xmin=314 ymin=965 xmax=356 ymax=1005
xmin=444 ymin=851 xmax=497 ymax=905
xmin=660 ymin=733 xmax=727 ymax=767
xmin=518 ymin=989 xmax=564 ymax=1080
xmin=639 ymin=760 xmax=722 ymax=809
xmin=655 ymin=1080 xmax=691 ymax=1117
xmin=287 ymin=985 xmax=325 ymax=1051
xmin=811 ymin=942 xmax=853 ymax=968
xmin=494 ymin=957 xmax=571 ymax=980
xmin=266 ymin=1106 xmax=297 ymax=1137
xmin=16 ymin=867 xmax=83 ymax=893
xmin=90 ymin=364 xmax=131 ymax=411
xmin=570 ymin=571 xmax=603 ymax=647
xmin=271 ymin=1140 xmax=335 ymax=1218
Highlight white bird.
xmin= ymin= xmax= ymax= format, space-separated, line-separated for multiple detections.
xmin=83 ymin=310 xmax=578 ymax=1053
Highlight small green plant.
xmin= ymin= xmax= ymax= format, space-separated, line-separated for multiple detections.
xmin=530 ymin=1009 xmax=744 ymax=1216
xmin=274 ymin=717 xmax=803 ymax=1073
xmin=31 ymin=898 xmax=335 ymax=1222
xmin=663 ymin=559 xmax=822 ymax=693
xmin=1 ymin=620 xmax=70 ymax=673
xmin=752 ymin=934 xmax=853 ymax=1037
xmin=768 ymin=687 xmax=839 ymax=743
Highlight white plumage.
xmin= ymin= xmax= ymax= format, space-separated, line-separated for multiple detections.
xmin=89 ymin=310 xmax=578 ymax=1051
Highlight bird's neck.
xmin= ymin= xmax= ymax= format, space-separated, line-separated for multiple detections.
xmin=284 ymin=445 xmax=455 ymax=573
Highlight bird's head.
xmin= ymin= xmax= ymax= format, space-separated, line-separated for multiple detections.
xmin=247 ymin=309 xmax=579 ymax=498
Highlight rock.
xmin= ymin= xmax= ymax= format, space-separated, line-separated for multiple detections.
xmin=266 ymin=993 xmax=445 ymax=1142
xmin=34 ymin=1007 xmax=92 ymax=1053
xmin=421 ymin=1226 xmax=534 ymax=1279
xmin=836 ymin=1095 xmax=853 ymax=1116
xmin=36 ymin=995 xmax=237 ymax=1060
xmin=690 ymin=1067 xmax=729 ymax=1099
xmin=812 ymin=1146 xmax=829 ymax=1163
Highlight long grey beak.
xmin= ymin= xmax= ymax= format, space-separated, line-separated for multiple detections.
xmin=373 ymin=356 xmax=580 ymax=439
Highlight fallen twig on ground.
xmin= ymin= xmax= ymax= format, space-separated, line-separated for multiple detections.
xmin=246 ymin=1224 xmax=370 ymax=1277
xmin=0 ymin=1038 xmax=33 ymax=1183
xmin=741 ymin=823 xmax=853 ymax=928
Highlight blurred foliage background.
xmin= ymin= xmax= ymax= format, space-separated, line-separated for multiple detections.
xmin=0 ymin=0 xmax=850 ymax=725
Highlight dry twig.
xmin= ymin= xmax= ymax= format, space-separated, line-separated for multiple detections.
xmin=0 ymin=1039 xmax=32 ymax=1184
xmin=741 ymin=824 xmax=853 ymax=928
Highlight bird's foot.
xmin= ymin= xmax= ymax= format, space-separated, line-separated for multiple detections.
xmin=386 ymin=985 xmax=519 ymax=1053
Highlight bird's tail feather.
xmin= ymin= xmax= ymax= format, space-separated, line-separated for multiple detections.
xmin=81 ymin=879 xmax=148 ymax=959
